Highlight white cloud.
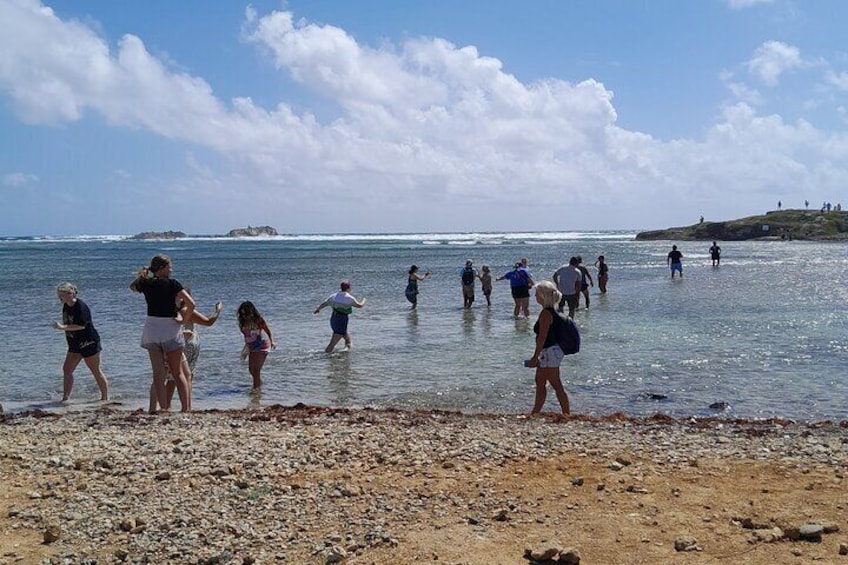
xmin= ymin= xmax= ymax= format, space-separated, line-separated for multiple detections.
xmin=1 ymin=1 xmax=848 ymax=232
xmin=747 ymin=41 xmax=803 ymax=86
xmin=2 ymin=172 xmax=38 ymax=186
xmin=720 ymin=70 xmax=765 ymax=105
xmin=825 ymin=70 xmax=848 ymax=91
xmin=726 ymin=0 xmax=774 ymax=10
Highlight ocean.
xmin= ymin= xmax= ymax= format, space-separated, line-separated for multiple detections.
xmin=1 ymin=231 xmax=846 ymax=421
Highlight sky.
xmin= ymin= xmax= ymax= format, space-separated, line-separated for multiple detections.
xmin=2 ymin=0 xmax=848 ymax=236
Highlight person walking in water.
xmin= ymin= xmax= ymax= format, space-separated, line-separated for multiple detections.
xmin=237 ymin=301 xmax=276 ymax=390
xmin=460 ymin=260 xmax=477 ymax=309
xmin=315 ymin=280 xmax=366 ymax=352
xmin=709 ymin=241 xmax=722 ymax=267
xmin=553 ymin=257 xmax=582 ymax=319
xmin=405 ymin=265 xmax=430 ymax=309
xmin=52 ymin=282 xmax=109 ymax=401
xmin=527 ymin=281 xmax=571 ymax=416
xmin=667 ymin=245 xmax=683 ymax=279
xmin=497 ymin=262 xmax=535 ymax=317
xmin=479 ymin=265 xmax=493 ymax=306
xmin=594 ymin=255 xmax=609 ymax=294
xmin=575 ymin=256 xmax=594 ymax=309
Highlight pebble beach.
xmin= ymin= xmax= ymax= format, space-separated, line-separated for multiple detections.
xmin=2 ymin=405 xmax=848 ymax=564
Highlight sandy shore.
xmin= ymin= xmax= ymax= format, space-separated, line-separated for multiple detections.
xmin=1 ymin=405 xmax=847 ymax=564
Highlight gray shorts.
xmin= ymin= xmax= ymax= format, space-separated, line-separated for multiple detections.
xmin=141 ymin=316 xmax=184 ymax=353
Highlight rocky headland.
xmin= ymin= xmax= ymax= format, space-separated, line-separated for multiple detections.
xmin=128 ymin=226 xmax=278 ymax=240
xmin=2 ymin=406 xmax=847 ymax=564
xmin=636 ymin=210 xmax=848 ymax=241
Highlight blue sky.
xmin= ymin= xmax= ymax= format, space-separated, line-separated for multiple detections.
xmin=2 ymin=0 xmax=848 ymax=236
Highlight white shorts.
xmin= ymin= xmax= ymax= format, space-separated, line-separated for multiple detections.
xmin=141 ymin=316 xmax=184 ymax=353
xmin=537 ymin=345 xmax=564 ymax=368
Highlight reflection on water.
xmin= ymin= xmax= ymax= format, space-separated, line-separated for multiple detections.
xmin=325 ymin=352 xmax=355 ymax=405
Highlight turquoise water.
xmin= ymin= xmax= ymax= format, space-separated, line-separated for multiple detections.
xmin=0 ymin=232 xmax=846 ymax=420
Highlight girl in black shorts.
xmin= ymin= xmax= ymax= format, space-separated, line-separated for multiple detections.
xmin=52 ymin=282 xmax=109 ymax=401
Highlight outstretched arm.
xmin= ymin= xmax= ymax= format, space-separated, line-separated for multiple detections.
xmin=353 ymin=296 xmax=367 ymax=308
xmin=52 ymin=321 xmax=86 ymax=332
xmin=191 ymin=301 xmax=223 ymax=327
xmin=314 ymin=299 xmax=330 ymax=314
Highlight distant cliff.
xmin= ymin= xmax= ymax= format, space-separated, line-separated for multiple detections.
xmin=129 ymin=226 xmax=279 ymax=240
xmin=636 ymin=210 xmax=848 ymax=241
xmin=226 ymin=226 xmax=278 ymax=237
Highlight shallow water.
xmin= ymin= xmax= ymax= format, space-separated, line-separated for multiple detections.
xmin=1 ymin=232 xmax=845 ymax=420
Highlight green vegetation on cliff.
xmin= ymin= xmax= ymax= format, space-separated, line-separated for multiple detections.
xmin=636 ymin=210 xmax=848 ymax=241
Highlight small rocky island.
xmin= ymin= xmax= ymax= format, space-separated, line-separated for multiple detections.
xmin=226 ymin=226 xmax=278 ymax=237
xmin=636 ymin=210 xmax=848 ymax=241
xmin=128 ymin=230 xmax=187 ymax=240
xmin=129 ymin=226 xmax=278 ymax=240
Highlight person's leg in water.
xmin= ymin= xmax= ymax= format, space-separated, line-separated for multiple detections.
xmin=82 ymin=352 xmax=109 ymax=401
xmin=166 ymin=347 xmax=190 ymax=412
xmin=520 ymin=297 xmax=531 ymax=317
xmin=148 ymin=349 xmax=169 ymax=413
xmin=531 ymin=367 xmax=570 ymax=415
xmin=325 ymin=333 xmax=344 ymax=353
xmin=61 ymin=352 xmax=83 ymax=401
xmin=248 ymin=350 xmax=268 ymax=389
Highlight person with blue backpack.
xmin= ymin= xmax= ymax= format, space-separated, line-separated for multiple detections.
xmin=526 ymin=280 xmax=580 ymax=416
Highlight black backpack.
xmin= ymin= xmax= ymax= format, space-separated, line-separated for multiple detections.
xmin=554 ymin=311 xmax=580 ymax=355
xmin=461 ymin=268 xmax=475 ymax=285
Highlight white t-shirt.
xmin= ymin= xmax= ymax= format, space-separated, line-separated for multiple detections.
xmin=554 ymin=265 xmax=582 ymax=296
xmin=329 ymin=291 xmax=356 ymax=314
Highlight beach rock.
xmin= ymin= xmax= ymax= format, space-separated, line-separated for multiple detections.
xmin=798 ymin=524 xmax=824 ymax=542
xmin=674 ymin=536 xmax=700 ymax=552
xmin=822 ymin=522 xmax=840 ymax=534
xmin=43 ymin=524 xmax=61 ymax=543
xmin=738 ymin=517 xmax=772 ymax=530
xmin=709 ymin=401 xmax=730 ymax=410
xmin=526 ymin=543 xmax=561 ymax=561
xmin=325 ymin=545 xmax=347 ymax=563
xmin=571 ymin=477 xmax=584 ymax=486
xmin=558 ymin=548 xmax=581 ymax=565
xmin=839 ymin=542 xmax=848 ymax=555
xmin=493 ymin=509 xmax=509 ymax=521
xmin=751 ymin=527 xmax=783 ymax=543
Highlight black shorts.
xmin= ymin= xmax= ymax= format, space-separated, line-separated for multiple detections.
xmin=581 ymin=283 xmax=589 ymax=292
xmin=559 ymin=294 xmax=578 ymax=310
xmin=69 ymin=339 xmax=102 ymax=358
xmin=511 ymin=286 xmax=530 ymax=299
